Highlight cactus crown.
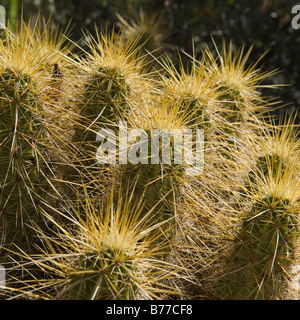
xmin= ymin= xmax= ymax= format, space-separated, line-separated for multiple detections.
xmin=13 ymin=187 xmax=182 ymax=300
xmin=116 ymin=9 xmax=167 ymax=56
xmin=216 ymin=150 xmax=300 ymax=300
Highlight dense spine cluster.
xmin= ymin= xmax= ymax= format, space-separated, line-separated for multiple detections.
xmin=0 ymin=68 xmax=46 ymax=254
xmin=0 ymin=16 xmax=299 ymax=301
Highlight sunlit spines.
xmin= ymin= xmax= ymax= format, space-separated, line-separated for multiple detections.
xmin=116 ymin=9 xmax=168 ymax=59
xmin=0 ymin=28 xmax=46 ymax=250
xmin=157 ymin=51 xmax=218 ymax=131
xmin=245 ymin=114 xmax=300 ymax=192
xmin=203 ymin=40 xmax=279 ymax=125
xmin=204 ymin=40 xmax=268 ymax=103
xmin=66 ymin=28 xmax=156 ymax=190
xmin=214 ymin=148 xmax=300 ymax=300
xmin=0 ymin=19 xmax=75 ymax=279
xmin=4 ymin=186 xmax=187 ymax=300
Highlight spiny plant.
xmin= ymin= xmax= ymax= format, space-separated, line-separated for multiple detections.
xmin=118 ymin=93 xmax=201 ymax=231
xmin=203 ymin=40 xmax=276 ymax=125
xmin=157 ymin=48 xmax=247 ymax=183
xmin=63 ymin=190 xmax=143 ymax=300
xmin=157 ymin=47 xmax=258 ymax=206
xmin=4 ymin=186 xmax=186 ymax=300
xmin=173 ymin=178 xmax=239 ymax=299
xmin=0 ymin=20 xmax=75 ymax=289
xmin=0 ymin=26 xmax=47 ymax=252
xmin=107 ymin=42 xmax=276 ymax=260
xmin=112 ymin=87 xmax=223 ymax=265
xmin=20 ymin=19 xmax=84 ymax=208
xmin=247 ymin=116 xmax=300 ymax=189
xmin=116 ymin=9 xmax=168 ymax=59
xmin=1 ymin=15 xmax=299 ymax=301
xmin=68 ymin=28 xmax=155 ymax=194
xmin=214 ymin=142 xmax=300 ymax=300
xmin=75 ymin=28 xmax=153 ymax=131
xmin=193 ymin=41 xmax=280 ymax=174
xmin=174 ymin=119 xmax=300 ymax=300
xmin=158 ymin=51 xmax=218 ymax=131
xmin=23 ymin=17 xmax=74 ymax=104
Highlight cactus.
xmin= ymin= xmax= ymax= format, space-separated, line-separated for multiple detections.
xmin=25 ymin=20 xmax=73 ymax=104
xmin=247 ymin=121 xmax=299 ymax=191
xmin=203 ymin=41 xmax=278 ymax=141
xmin=0 ymin=21 xmax=76 ymax=292
xmin=217 ymin=85 xmax=245 ymax=123
xmin=67 ymin=247 xmax=137 ymax=300
xmin=115 ymin=94 xmax=201 ymax=258
xmin=69 ymin=250 xmax=137 ymax=300
xmin=2 ymin=18 xmax=299 ymax=301
xmin=69 ymin=29 xmax=152 ymax=192
xmin=204 ymin=41 xmax=273 ymax=118
xmin=120 ymin=128 xmax=185 ymax=225
xmin=159 ymin=53 xmax=215 ymax=131
xmin=214 ymin=128 xmax=300 ymax=300
xmin=0 ymin=65 xmax=51 ymax=291
xmin=64 ymin=188 xmax=181 ymax=300
xmin=8 ymin=187 xmax=184 ymax=300
xmin=71 ymin=66 xmax=130 ymax=191
xmin=247 ymin=153 xmax=286 ymax=190
xmin=0 ymin=67 xmax=46 ymax=251
xmin=116 ymin=9 xmax=167 ymax=60
xmin=216 ymin=194 xmax=299 ymax=299
xmin=74 ymin=66 xmax=130 ymax=145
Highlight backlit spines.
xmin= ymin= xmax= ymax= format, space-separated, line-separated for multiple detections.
xmin=214 ymin=133 xmax=300 ymax=300
xmin=8 ymin=187 xmax=184 ymax=300
xmin=1 ymin=18 xmax=298 ymax=301
xmin=216 ymin=194 xmax=299 ymax=299
xmin=0 ymin=64 xmax=48 ymax=254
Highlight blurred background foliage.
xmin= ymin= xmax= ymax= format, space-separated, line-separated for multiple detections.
xmin=2 ymin=0 xmax=300 ymax=122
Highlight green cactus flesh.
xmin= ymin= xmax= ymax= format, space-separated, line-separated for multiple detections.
xmin=179 ymin=95 xmax=211 ymax=130
xmin=72 ymin=67 xmax=130 ymax=182
xmin=120 ymin=130 xmax=185 ymax=251
xmin=218 ymin=85 xmax=244 ymax=123
xmin=75 ymin=67 xmax=130 ymax=143
xmin=247 ymin=153 xmax=287 ymax=191
xmin=67 ymin=249 xmax=137 ymax=300
xmin=0 ymin=69 xmax=46 ymax=252
xmin=217 ymin=196 xmax=297 ymax=300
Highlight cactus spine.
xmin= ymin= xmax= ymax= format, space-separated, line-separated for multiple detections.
xmin=67 ymin=247 xmax=137 ymax=300
xmin=2 ymin=18 xmax=300 ymax=301
xmin=0 ymin=67 xmax=46 ymax=251
xmin=15 ymin=187 xmax=182 ymax=300
xmin=216 ymin=193 xmax=298 ymax=299
xmin=215 ymin=125 xmax=300 ymax=299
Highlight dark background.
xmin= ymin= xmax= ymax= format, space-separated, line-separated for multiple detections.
xmin=2 ymin=0 xmax=300 ymax=122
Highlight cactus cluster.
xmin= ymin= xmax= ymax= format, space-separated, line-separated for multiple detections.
xmin=1 ymin=16 xmax=300 ymax=300
xmin=0 ymin=26 xmax=59 ymax=260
